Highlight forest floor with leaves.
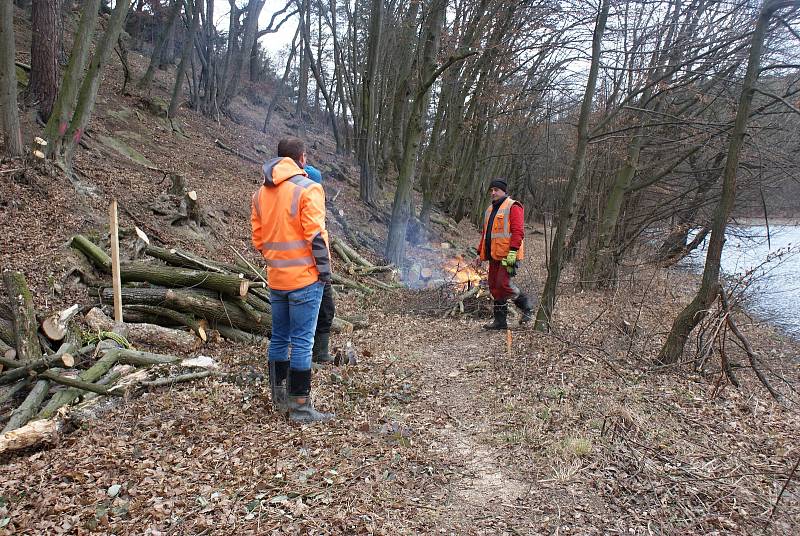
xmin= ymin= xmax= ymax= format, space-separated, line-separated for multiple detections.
xmin=2 ymin=21 xmax=800 ymax=533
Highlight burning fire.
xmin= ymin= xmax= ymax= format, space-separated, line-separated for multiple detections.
xmin=443 ymin=255 xmax=483 ymax=289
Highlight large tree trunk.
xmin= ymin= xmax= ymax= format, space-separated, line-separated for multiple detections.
xmin=43 ymin=0 xmax=101 ymax=158
xmin=357 ymin=0 xmax=383 ymax=205
xmin=62 ymin=0 xmax=133 ymax=169
xmin=385 ymin=0 xmax=447 ymax=266
xmin=0 ymin=0 xmax=24 ymax=157
xmin=168 ymin=0 xmax=201 ymax=119
xmin=223 ymin=0 xmax=265 ymax=106
xmin=138 ymin=0 xmax=182 ymax=91
xmin=2 ymin=271 xmax=43 ymax=364
xmin=534 ymin=0 xmax=609 ymax=332
xmin=28 ymin=0 xmax=60 ymax=121
xmin=656 ymin=0 xmax=790 ymax=364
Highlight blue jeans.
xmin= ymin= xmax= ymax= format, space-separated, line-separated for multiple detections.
xmin=268 ymin=281 xmax=324 ymax=371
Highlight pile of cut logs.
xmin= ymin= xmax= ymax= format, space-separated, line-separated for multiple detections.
xmin=1 ymin=232 xmax=391 ymax=455
xmin=0 ymin=269 xmax=218 ymax=456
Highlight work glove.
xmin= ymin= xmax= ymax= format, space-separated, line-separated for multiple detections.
xmin=501 ymin=251 xmax=518 ymax=275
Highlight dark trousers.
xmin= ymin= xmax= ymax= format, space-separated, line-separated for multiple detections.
xmin=488 ymin=260 xmax=520 ymax=301
xmin=315 ymin=281 xmax=335 ymax=335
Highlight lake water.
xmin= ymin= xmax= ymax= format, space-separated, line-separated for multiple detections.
xmin=685 ymin=225 xmax=800 ymax=339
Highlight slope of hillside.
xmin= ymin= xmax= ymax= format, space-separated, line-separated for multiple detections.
xmin=2 ymin=7 xmax=799 ymax=535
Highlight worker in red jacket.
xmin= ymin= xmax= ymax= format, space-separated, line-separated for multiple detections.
xmin=474 ymin=179 xmax=533 ymax=329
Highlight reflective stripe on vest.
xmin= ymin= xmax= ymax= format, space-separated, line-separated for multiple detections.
xmin=288 ymin=175 xmax=315 ymax=217
xmin=260 ymin=239 xmax=307 ymax=251
xmin=266 ymin=257 xmax=315 ymax=268
xmin=482 ymin=197 xmax=523 ymax=260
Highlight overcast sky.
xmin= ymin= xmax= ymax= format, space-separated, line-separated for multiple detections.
xmin=213 ymin=0 xmax=299 ymax=58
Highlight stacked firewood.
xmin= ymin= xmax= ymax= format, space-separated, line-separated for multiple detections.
xmin=0 ymin=269 xmax=217 ymax=455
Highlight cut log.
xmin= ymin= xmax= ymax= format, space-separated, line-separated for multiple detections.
xmin=117 ymin=262 xmax=250 ymax=297
xmin=112 ymin=348 xmax=181 ymax=366
xmin=0 ymin=417 xmax=62 ymax=456
xmin=85 ymin=307 xmax=199 ymax=351
xmin=214 ymin=324 xmax=268 ymax=344
xmin=3 ymin=379 xmax=51 ymax=433
xmin=41 ymin=304 xmax=81 ymax=342
xmin=2 ymin=271 xmax=43 ymax=363
xmin=121 ymin=305 xmax=205 ymax=340
xmin=330 ymin=237 xmax=375 ymax=268
xmin=0 ymin=342 xmax=79 ymax=385
xmin=99 ymin=287 xmax=271 ymax=331
xmin=69 ymin=235 xmax=112 ymax=272
xmin=37 ymin=351 xmax=119 ymax=420
xmin=82 ymin=365 xmax=132 ymax=402
xmin=331 ymin=273 xmax=374 ymax=295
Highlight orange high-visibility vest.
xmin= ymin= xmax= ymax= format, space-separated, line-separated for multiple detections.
xmin=251 ymin=157 xmax=330 ymax=291
xmin=478 ymin=196 xmax=525 ymax=261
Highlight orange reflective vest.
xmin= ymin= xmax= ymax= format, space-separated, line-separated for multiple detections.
xmin=478 ymin=196 xmax=525 ymax=261
xmin=251 ymin=157 xmax=330 ymax=291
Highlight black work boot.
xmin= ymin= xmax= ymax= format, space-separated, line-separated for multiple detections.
xmin=312 ymin=332 xmax=334 ymax=364
xmin=287 ymin=368 xmax=335 ymax=423
xmin=483 ymin=301 xmax=508 ymax=330
xmin=268 ymin=361 xmax=289 ymax=414
xmin=513 ymin=293 xmax=534 ymax=324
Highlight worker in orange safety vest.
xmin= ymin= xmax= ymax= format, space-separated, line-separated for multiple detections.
xmin=251 ymin=137 xmax=334 ymax=423
xmin=473 ymin=178 xmax=534 ymax=329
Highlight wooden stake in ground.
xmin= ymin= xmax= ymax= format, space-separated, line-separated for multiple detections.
xmin=109 ymin=200 xmax=123 ymax=323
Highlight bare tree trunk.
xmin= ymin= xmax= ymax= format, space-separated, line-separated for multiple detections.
xmin=656 ymin=0 xmax=794 ymax=364
xmin=295 ymin=0 xmax=309 ymax=123
xmin=300 ymin=10 xmax=341 ymax=151
xmin=0 ymin=0 xmax=24 ymax=157
xmin=28 ymin=0 xmax=60 ymax=121
xmin=264 ymin=26 xmax=299 ymax=131
xmin=534 ymin=0 xmax=610 ymax=332
xmin=43 ymin=0 xmax=100 ymax=158
xmin=223 ymin=0 xmax=266 ymax=105
xmin=358 ymin=0 xmax=383 ymax=205
xmin=385 ymin=0 xmax=448 ymax=266
xmin=168 ymin=0 xmax=201 ymax=119
xmin=62 ymin=0 xmax=132 ymax=169
xmin=139 ymin=0 xmax=182 ymax=91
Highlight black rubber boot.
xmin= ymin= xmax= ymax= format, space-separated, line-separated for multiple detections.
xmin=483 ymin=301 xmax=508 ymax=330
xmin=513 ymin=293 xmax=534 ymax=324
xmin=312 ymin=332 xmax=334 ymax=364
xmin=287 ymin=368 xmax=334 ymax=423
xmin=268 ymin=361 xmax=289 ymax=414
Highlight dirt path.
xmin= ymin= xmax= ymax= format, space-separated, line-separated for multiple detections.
xmin=391 ymin=319 xmax=549 ymax=534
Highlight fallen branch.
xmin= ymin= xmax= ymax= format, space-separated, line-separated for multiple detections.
xmin=331 ymin=236 xmax=375 ymax=268
xmin=38 ymin=369 xmax=120 ymax=397
xmin=214 ymin=138 xmax=262 ymax=165
xmin=719 ymin=286 xmax=783 ymax=402
xmin=0 ymin=342 xmax=81 ymax=385
xmin=331 ymin=273 xmax=374 ymax=295
xmin=142 ymin=370 xmax=214 ymax=388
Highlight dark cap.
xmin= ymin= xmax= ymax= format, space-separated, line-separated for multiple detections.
xmin=488 ymin=179 xmax=508 ymax=193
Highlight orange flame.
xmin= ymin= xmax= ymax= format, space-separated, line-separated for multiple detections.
xmin=443 ymin=255 xmax=482 ymax=289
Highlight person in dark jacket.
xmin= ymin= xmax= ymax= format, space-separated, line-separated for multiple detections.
xmin=304 ymin=163 xmax=335 ymax=363
xmin=473 ymin=178 xmax=533 ymax=329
